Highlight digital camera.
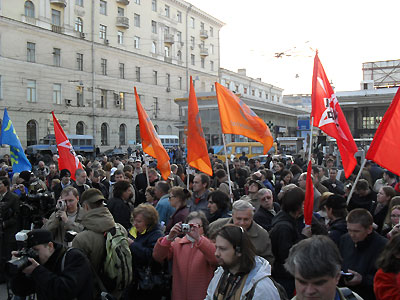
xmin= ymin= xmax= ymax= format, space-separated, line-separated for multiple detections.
xmin=6 ymin=248 xmax=39 ymax=275
xmin=56 ymin=199 xmax=66 ymax=211
xmin=181 ymin=223 xmax=192 ymax=233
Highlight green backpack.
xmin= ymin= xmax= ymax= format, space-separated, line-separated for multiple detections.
xmin=103 ymin=223 xmax=133 ymax=292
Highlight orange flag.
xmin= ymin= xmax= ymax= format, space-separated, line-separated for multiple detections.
xmin=366 ymin=87 xmax=400 ymax=176
xmin=134 ymin=87 xmax=171 ymax=180
xmin=52 ymin=112 xmax=83 ymax=180
xmin=187 ymin=76 xmax=212 ymax=176
xmin=215 ymin=82 xmax=273 ymax=154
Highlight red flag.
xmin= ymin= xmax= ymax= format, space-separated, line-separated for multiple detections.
xmin=187 ymin=76 xmax=212 ymax=176
xmin=52 ymin=112 xmax=83 ymax=180
xmin=134 ymin=87 xmax=171 ymax=180
xmin=311 ymin=52 xmax=357 ymax=178
xmin=304 ymin=160 xmax=314 ymax=226
xmin=366 ymin=87 xmax=400 ymax=175
xmin=215 ymin=82 xmax=273 ymax=154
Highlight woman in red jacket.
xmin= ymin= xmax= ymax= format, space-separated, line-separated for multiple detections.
xmin=153 ymin=211 xmax=218 ymax=300
xmin=374 ymin=233 xmax=400 ymax=300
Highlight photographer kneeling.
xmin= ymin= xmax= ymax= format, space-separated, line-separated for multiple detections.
xmin=42 ymin=186 xmax=84 ymax=246
xmin=9 ymin=229 xmax=93 ymax=300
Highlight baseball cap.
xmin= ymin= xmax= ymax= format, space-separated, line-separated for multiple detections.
xmin=81 ymin=188 xmax=106 ymax=204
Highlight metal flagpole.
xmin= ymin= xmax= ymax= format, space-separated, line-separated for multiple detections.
xmin=144 ymin=155 xmax=150 ymax=186
xmin=346 ymin=159 xmax=367 ymax=205
xmin=222 ymin=134 xmax=233 ymax=200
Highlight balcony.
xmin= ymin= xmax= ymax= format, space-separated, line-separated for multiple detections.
xmin=164 ymin=33 xmax=175 ymax=44
xmin=50 ymin=0 xmax=67 ymax=7
xmin=200 ymin=47 xmax=209 ymax=56
xmin=200 ymin=29 xmax=208 ymax=39
xmin=164 ymin=56 xmax=172 ymax=63
xmin=51 ymin=24 xmax=64 ymax=33
xmin=116 ymin=0 xmax=130 ymax=4
xmin=116 ymin=16 xmax=129 ymax=29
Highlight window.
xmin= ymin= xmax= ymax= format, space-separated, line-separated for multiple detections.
xmin=210 ymin=60 xmax=214 ymax=71
xmin=75 ymin=17 xmax=83 ymax=32
xmin=190 ymin=17 xmax=195 ymax=28
xmin=151 ymin=41 xmax=156 ymax=54
xmin=100 ymin=0 xmax=107 ymax=15
xmin=210 ymin=44 xmax=214 ymax=54
xmin=164 ymin=46 xmax=170 ymax=57
xmin=210 ymin=26 xmax=214 ymax=37
xmin=27 ymin=42 xmax=35 ymax=62
xmin=190 ymin=36 xmax=195 ymax=48
xmin=27 ymin=120 xmax=38 ymax=146
xmin=76 ymin=53 xmax=83 ymax=71
xmin=252 ymin=89 xmax=255 ymax=96
xmin=53 ymin=48 xmax=60 ymax=67
xmin=51 ymin=9 xmax=61 ymax=26
xmin=76 ymin=122 xmax=85 ymax=135
xmin=164 ymin=26 xmax=169 ymax=34
xmin=99 ymin=24 xmax=107 ymax=39
xmin=118 ymin=7 xmax=124 ymax=17
xmin=134 ymin=14 xmax=140 ymax=27
xmin=200 ymin=22 xmax=205 ymax=30
xmin=259 ymin=91 xmax=262 ymax=98
xmin=164 ymin=5 xmax=170 ymax=17
xmin=119 ymin=63 xmax=125 ymax=79
xmin=135 ymin=67 xmax=141 ymax=82
xmin=201 ymin=57 xmax=205 ymax=68
xmin=134 ymin=0 xmax=140 ymax=4
xmin=136 ymin=124 xmax=141 ymax=144
xmin=0 ymin=75 xmax=2 ymax=99
xmin=177 ymin=31 xmax=182 ymax=43
xmin=153 ymin=97 xmax=158 ymax=118
xmin=53 ymin=83 xmax=61 ymax=104
xmin=166 ymin=73 xmax=170 ymax=88
xmin=101 ymin=58 xmax=107 ymax=75
xmin=100 ymin=89 xmax=107 ymax=108
xmin=75 ymin=0 xmax=83 ymax=6
xmin=191 ymin=54 xmax=195 ymax=65
xmin=134 ymin=36 xmax=140 ymax=49
xmin=118 ymin=31 xmax=124 ymax=44
xmin=24 ymin=1 xmax=35 ymax=18
xmin=27 ymin=80 xmax=36 ymax=102
xmin=177 ymin=50 xmax=182 ymax=61
xmin=152 ymin=0 xmax=157 ymax=12
xmin=151 ymin=20 xmax=157 ymax=33
xmin=244 ymin=87 xmax=247 ymax=94
xmin=177 ymin=11 xmax=182 ymax=23
xmin=77 ymin=87 xmax=84 ymax=106
xmin=153 ymin=71 xmax=157 ymax=85
xmin=178 ymin=76 xmax=182 ymax=90
xmin=101 ymin=123 xmax=109 ymax=146
xmin=119 ymin=124 xmax=127 ymax=145
xmin=119 ymin=92 xmax=125 ymax=110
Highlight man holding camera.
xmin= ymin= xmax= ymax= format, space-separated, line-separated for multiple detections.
xmin=10 ymin=229 xmax=93 ymax=300
xmin=0 ymin=176 xmax=20 ymax=283
xmin=42 ymin=186 xmax=84 ymax=246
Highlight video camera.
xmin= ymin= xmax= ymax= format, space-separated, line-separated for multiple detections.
xmin=20 ymin=188 xmax=55 ymax=229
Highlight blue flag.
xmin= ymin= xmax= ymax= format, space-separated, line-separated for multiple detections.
xmin=0 ymin=109 xmax=32 ymax=173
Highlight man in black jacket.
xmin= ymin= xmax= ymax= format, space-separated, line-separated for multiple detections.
xmin=325 ymin=194 xmax=348 ymax=247
xmin=253 ymin=188 xmax=280 ymax=231
xmin=10 ymin=229 xmax=93 ymax=300
xmin=0 ymin=176 xmax=20 ymax=282
xmin=339 ymin=208 xmax=387 ymax=300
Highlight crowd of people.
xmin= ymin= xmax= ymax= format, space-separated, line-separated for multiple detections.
xmin=0 ymin=148 xmax=399 ymax=300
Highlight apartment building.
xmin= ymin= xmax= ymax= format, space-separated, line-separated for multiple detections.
xmin=0 ymin=0 xmax=224 ymax=150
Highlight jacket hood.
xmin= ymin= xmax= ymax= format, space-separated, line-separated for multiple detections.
xmin=81 ymin=207 xmax=115 ymax=233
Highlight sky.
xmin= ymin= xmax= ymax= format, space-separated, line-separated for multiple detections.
xmin=189 ymin=0 xmax=400 ymax=95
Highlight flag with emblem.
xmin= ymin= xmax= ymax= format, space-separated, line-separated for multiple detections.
xmin=311 ymin=52 xmax=357 ymax=178
xmin=0 ymin=109 xmax=32 ymax=172
xmin=52 ymin=112 xmax=83 ymax=180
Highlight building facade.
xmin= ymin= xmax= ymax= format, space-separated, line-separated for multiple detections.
xmin=0 ymin=0 xmax=224 ymax=151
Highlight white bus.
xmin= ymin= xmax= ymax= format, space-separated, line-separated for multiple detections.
xmin=158 ymin=135 xmax=179 ymax=149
